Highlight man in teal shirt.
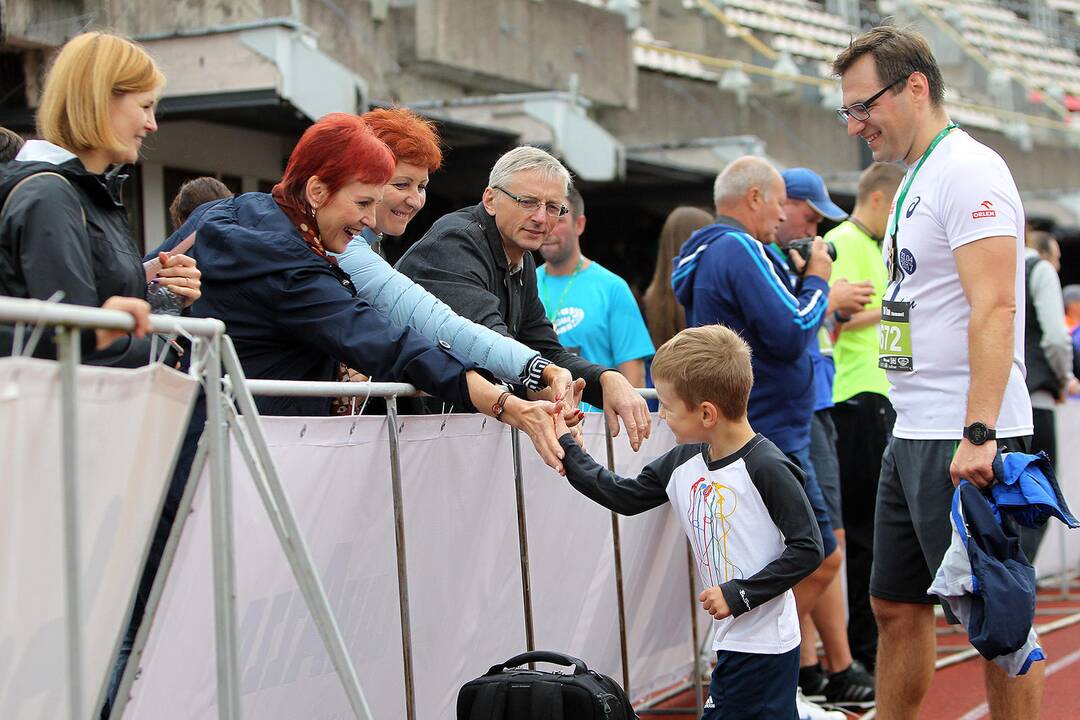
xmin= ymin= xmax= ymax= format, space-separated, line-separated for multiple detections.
xmin=537 ymin=187 xmax=654 ymax=412
xmin=824 ymin=161 xmax=904 ymax=672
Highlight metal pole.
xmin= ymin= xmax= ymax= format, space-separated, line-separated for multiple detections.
xmin=219 ymin=337 xmax=372 ymax=719
xmin=205 ymin=335 xmax=243 ymax=720
xmin=386 ymin=397 xmax=417 ymax=720
xmin=687 ymin=540 xmax=705 ymax=713
xmin=57 ymin=326 xmax=84 ymax=720
xmin=109 ymin=436 xmax=211 ymax=720
xmin=220 ymin=408 xmax=376 ymax=720
xmin=604 ymin=424 xmax=632 ymax=697
xmin=511 ymin=427 xmax=536 ymax=654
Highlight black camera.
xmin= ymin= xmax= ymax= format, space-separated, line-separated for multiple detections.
xmin=786 ymin=237 xmax=837 ymax=265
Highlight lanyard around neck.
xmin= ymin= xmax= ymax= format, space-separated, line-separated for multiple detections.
xmin=542 ymin=257 xmax=584 ymax=322
xmin=887 ymin=122 xmax=958 ymax=277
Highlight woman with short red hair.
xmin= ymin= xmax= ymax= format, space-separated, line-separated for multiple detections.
xmin=153 ymin=112 xmax=568 ymax=470
xmin=333 ymin=107 xmax=575 ymax=403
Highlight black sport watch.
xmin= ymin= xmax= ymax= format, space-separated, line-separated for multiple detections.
xmin=963 ymin=422 xmax=996 ymax=446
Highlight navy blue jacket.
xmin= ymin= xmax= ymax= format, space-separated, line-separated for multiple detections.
xmin=672 ymin=219 xmax=829 ymax=453
xmin=152 ymin=193 xmax=476 ymax=416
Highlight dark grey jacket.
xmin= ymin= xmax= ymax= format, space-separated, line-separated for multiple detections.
xmin=396 ymin=203 xmax=608 ymax=407
xmin=0 ymin=141 xmax=153 ymax=366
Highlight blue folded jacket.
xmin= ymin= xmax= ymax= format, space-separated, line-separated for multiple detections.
xmin=990 ymin=451 xmax=1079 ymax=530
xmin=929 ymin=450 xmax=1078 ymax=675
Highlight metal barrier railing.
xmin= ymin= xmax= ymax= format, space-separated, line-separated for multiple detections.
xmin=1 ymin=296 xmax=373 ymax=720
xmin=0 ymin=297 xmax=225 ymax=720
xmin=236 ymin=378 xmax=700 ymax=717
xmin=1 ymin=295 xmax=708 ymax=720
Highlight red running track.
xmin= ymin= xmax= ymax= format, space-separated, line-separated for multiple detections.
xmin=640 ymin=602 xmax=1080 ymax=719
xmin=915 ymin=615 xmax=1080 ymax=720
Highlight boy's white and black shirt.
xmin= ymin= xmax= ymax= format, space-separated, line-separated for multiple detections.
xmin=559 ymin=433 xmax=822 ymax=654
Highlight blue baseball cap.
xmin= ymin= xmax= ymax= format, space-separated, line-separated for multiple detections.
xmin=782 ymin=168 xmax=847 ymax=222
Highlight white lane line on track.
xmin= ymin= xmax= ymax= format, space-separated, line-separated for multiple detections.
xmin=861 ymin=611 xmax=1080 ymax=720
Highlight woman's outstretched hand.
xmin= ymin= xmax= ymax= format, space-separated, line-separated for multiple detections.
xmin=501 ymin=395 xmax=566 ymax=475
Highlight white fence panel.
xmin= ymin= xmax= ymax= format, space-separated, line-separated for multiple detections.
xmin=0 ymin=358 xmax=198 ymax=719
xmin=125 ymin=413 xmax=687 ymax=718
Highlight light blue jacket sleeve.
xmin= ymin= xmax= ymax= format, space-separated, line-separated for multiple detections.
xmin=334 ymin=233 xmax=540 ymax=384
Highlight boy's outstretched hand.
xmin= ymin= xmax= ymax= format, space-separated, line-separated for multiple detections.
xmin=554 ymin=378 xmax=587 ymax=449
xmin=700 ymin=586 xmax=732 ymax=620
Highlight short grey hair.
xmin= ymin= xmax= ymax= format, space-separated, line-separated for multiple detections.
xmin=488 ymin=145 xmax=572 ymax=195
xmin=567 ymin=184 xmax=585 ymax=218
xmin=1064 ymin=284 xmax=1080 ymax=305
xmin=713 ymin=156 xmax=782 ymax=208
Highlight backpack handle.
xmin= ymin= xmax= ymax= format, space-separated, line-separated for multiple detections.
xmin=490 ymin=651 xmax=588 ymax=676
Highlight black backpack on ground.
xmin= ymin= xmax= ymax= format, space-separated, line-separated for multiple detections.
xmin=457 ymin=650 xmax=637 ymax=719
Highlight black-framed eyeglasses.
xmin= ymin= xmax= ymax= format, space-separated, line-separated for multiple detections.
xmin=836 ymin=76 xmax=908 ymax=124
xmin=493 ymin=186 xmax=568 ymax=218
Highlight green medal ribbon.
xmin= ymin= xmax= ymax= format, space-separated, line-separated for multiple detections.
xmin=541 ymin=257 xmax=585 ymax=323
xmin=887 ymin=122 xmax=958 ymax=278
xmin=879 ymin=122 xmax=957 ymax=372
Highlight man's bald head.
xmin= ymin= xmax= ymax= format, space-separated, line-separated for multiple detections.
xmin=712 ymin=156 xmax=788 ymax=244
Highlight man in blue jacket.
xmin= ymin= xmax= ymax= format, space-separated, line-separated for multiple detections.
xmin=673 ymin=156 xmax=844 ymax=717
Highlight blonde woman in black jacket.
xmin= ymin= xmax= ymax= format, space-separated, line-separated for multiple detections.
xmin=0 ymin=31 xmax=200 ymax=364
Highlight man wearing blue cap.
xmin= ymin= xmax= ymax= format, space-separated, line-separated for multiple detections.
xmin=777 ymin=169 xmax=877 ymax=710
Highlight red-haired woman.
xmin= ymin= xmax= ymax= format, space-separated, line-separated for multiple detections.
xmin=155 ymin=113 xmax=567 ymax=470
xmin=333 ymin=107 xmax=575 ymax=402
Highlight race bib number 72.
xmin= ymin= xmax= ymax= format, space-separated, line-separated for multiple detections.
xmin=879 ymin=299 xmax=914 ymax=372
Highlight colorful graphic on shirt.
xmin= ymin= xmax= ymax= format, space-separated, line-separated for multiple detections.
xmin=688 ymin=476 xmax=742 ymax=586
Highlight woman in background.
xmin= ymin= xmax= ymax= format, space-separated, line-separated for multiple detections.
xmin=643 ymin=206 xmax=713 ymax=349
xmin=642 ymin=206 xmax=712 ymax=408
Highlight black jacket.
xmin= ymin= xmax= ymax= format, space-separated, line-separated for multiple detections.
xmin=152 ymin=192 xmax=478 ymax=416
xmin=395 ymin=203 xmax=609 ymax=408
xmin=0 ymin=141 xmax=152 ymax=366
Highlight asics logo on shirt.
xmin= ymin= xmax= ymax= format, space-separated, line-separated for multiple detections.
xmin=906 ymin=196 xmax=921 ymax=218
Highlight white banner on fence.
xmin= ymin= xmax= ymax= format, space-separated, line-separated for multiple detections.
xmin=124 ymin=412 xmax=691 ymax=719
xmin=0 ymin=357 xmax=199 ymax=720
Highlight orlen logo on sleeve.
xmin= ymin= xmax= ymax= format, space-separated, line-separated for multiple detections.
xmin=972 ymin=200 xmax=997 ymax=219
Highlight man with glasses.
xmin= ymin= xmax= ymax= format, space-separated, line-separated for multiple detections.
xmin=397 ymin=145 xmax=651 ymax=449
xmin=834 ymin=27 xmax=1039 ymax=718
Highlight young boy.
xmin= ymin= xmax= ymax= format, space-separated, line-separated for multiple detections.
xmin=555 ymin=324 xmax=823 ymax=719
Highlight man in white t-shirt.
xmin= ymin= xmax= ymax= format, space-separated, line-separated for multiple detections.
xmin=834 ymin=27 xmax=1039 ymax=718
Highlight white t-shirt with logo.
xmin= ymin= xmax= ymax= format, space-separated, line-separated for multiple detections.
xmin=882 ymin=128 xmax=1032 ymax=440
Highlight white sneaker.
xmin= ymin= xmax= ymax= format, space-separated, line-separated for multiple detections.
xmin=796 ymin=688 xmax=846 ymax=720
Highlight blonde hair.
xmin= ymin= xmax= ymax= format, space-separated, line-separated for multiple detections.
xmin=37 ymin=31 xmax=165 ymax=154
xmin=650 ymin=324 xmax=753 ymax=421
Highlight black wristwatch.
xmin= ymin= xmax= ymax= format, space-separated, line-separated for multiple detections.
xmin=963 ymin=422 xmax=996 ymax=446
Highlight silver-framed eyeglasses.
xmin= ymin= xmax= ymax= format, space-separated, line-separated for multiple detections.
xmin=836 ymin=76 xmax=907 ymax=124
xmin=493 ymin=186 xmax=569 ymax=217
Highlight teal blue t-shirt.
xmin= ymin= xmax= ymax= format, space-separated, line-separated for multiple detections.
xmin=537 ymin=261 xmax=655 ymax=412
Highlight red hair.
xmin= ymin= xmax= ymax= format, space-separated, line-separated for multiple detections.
xmin=279 ymin=113 xmax=396 ymax=208
xmin=361 ymin=107 xmax=443 ymax=172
